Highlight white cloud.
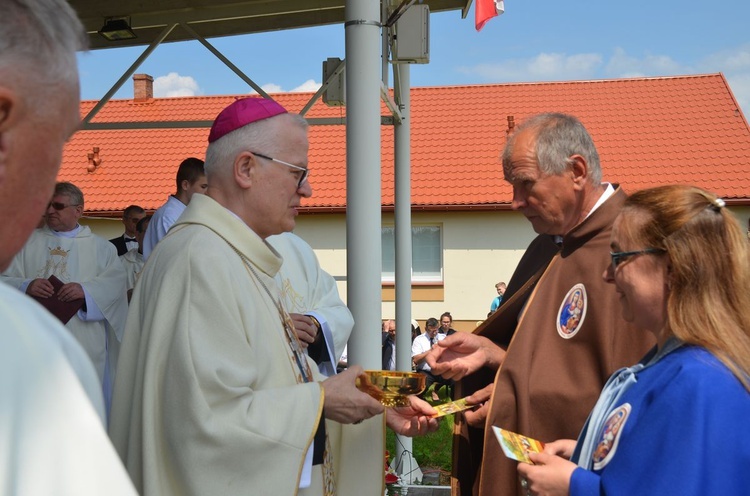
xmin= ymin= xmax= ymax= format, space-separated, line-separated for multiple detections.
xmin=459 ymin=52 xmax=602 ymax=82
xmin=153 ymin=72 xmax=200 ymax=97
xmin=701 ymin=43 xmax=750 ymax=72
xmin=292 ymin=79 xmax=322 ymax=93
xmin=726 ymin=73 xmax=750 ymax=117
xmin=258 ymin=83 xmax=283 ymax=94
xmin=248 ymin=80 xmax=322 ymax=95
xmin=695 ymin=44 xmax=750 ymax=116
xmin=457 ymin=44 xmax=750 ymax=116
xmin=605 ymin=47 xmax=682 ymax=78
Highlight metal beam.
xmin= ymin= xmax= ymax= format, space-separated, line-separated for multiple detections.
xmin=82 ymin=23 xmax=177 ymax=125
xmin=79 ymin=117 xmax=420 ymax=131
xmin=179 ymin=23 xmax=271 ymax=99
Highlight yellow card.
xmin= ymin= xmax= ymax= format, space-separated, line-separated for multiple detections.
xmin=491 ymin=426 xmax=545 ymax=464
xmin=431 ymin=397 xmax=475 ymax=418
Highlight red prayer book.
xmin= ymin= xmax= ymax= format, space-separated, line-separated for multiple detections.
xmin=30 ymin=275 xmax=85 ymax=325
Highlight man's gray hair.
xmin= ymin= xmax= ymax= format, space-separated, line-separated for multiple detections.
xmin=0 ymin=0 xmax=87 ymax=93
xmin=503 ymin=113 xmax=602 ymax=186
xmin=205 ymin=113 xmax=308 ymax=178
xmin=54 ymin=181 xmax=84 ymax=208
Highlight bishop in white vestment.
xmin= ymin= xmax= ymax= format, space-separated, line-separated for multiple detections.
xmin=109 ymin=194 xmax=384 ymax=496
xmin=109 ymin=98 xmax=437 ymax=496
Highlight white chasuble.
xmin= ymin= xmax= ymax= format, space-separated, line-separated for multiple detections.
xmin=2 ymin=226 xmax=129 ymax=397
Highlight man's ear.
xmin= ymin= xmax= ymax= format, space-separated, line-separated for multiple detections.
xmin=234 ymin=151 xmax=256 ymax=189
xmin=568 ymin=154 xmax=588 ymax=190
xmin=0 ymin=86 xmax=21 ymax=180
xmin=0 ymin=86 xmax=19 ymax=132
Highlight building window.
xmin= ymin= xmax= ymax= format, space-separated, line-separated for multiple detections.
xmin=382 ymin=225 xmax=442 ymax=283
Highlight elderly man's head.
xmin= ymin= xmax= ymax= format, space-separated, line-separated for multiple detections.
xmin=46 ymin=182 xmax=84 ymax=232
xmin=205 ymin=98 xmax=311 ymax=239
xmin=0 ymin=0 xmax=86 ymax=270
xmin=502 ymin=113 xmax=602 ymax=236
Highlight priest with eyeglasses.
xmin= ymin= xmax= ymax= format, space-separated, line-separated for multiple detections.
xmin=2 ymin=181 xmax=129 ymax=415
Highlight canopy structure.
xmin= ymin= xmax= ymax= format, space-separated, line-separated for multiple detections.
xmin=70 ymin=0 xmax=470 ymax=50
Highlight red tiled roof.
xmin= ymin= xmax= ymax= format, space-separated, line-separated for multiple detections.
xmin=60 ymin=73 xmax=750 ymax=214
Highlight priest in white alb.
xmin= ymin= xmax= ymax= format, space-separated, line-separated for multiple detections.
xmin=2 ymin=181 xmax=129 ymax=411
xmin=269 ymin=231 xmax=353 ymax=376
xmin=108 ymin=97 xmax=438 ymax=496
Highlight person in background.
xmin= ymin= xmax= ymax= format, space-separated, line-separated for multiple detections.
xmin=518 ymin=185 xmax=750 ymax=496
xmin=109 ymin=205 xmax=145 ymax=256
xmin=142 ymin=157 xmax=207 ymax=260
xmin=0 ymin=1 xmax=136 ymax=493
xmin=439 ymin=311 xmax=458 ymax=336
xmin=413 ymin=317 xmax=452 ymax=400
xmin=382 ymin=319 xmax=396 ymax=371
xmin=121 ymin=215 xmax=150 ymax=302
xmin=489 ymin=281 xmax=506 ymax=314
xmin=427 ymin=113 xmax=655 ymax=496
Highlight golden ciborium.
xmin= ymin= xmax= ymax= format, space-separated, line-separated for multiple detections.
xmin=355 ymin=370 xmax=426 ymax=407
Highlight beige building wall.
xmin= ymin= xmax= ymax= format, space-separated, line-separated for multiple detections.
xmin=291 ymin=210 xmax=537 ymax=328
xmin=83 ymin=206 xmax=750 ymax=330
xmin=81 ymin=217 xmax=123 ymax=240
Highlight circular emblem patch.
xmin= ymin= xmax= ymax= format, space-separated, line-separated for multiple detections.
xmin=556 ymin=283 xmax=587 ymax=339
xmin=592 ymin=403 xmax=631 ymax=470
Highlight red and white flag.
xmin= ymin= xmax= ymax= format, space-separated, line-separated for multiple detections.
xmin=475 ymin=0 xmax=505 ymax=31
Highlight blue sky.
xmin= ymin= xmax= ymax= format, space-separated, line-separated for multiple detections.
xmin=77 ymin=0 xmax=750 ymax=115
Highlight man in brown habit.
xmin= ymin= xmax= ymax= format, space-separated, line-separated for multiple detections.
xmin=427 ymin=113 xmax=656 ymax=496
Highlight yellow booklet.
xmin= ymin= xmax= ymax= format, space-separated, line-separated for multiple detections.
xmin=430 ymin=397 xmax=475 ymax=418
xmin=491 ymin=426 xmax=545 ymax=464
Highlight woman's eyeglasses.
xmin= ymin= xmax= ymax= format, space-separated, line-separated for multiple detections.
xmin=609 ymin=248 xmax=665 ymax=270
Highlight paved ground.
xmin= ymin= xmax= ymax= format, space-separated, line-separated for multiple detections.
xmin=399 ymin=486 xmax=450 ymax=495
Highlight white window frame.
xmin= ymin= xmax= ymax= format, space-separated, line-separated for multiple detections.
xmin=381 ymin=224 xmax=443 ymax=283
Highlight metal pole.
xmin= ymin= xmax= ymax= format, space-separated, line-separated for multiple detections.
xmin=393 ymin=63 xmax=422 ymax=484
xmin=393 ymin=63 xmax=412 ymax=377
xmin=344 ymin=1 xmax=382 ymax=370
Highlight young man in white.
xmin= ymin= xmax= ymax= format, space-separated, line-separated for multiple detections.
xmin=142 ymin=157 xmax=207 ymax=260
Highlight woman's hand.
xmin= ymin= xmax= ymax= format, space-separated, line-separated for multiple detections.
xmin=386 ymin=395 xmax=439 ymax=436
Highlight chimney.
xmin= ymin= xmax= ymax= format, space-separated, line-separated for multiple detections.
xmin=133 ymin=73 xmax=153 ymax=101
